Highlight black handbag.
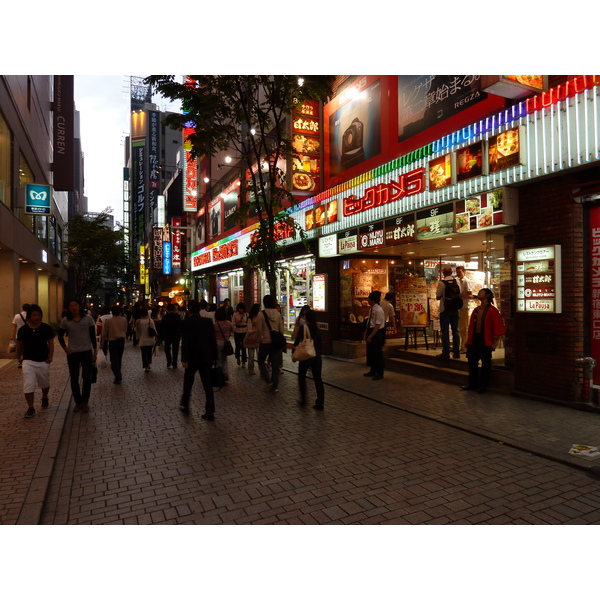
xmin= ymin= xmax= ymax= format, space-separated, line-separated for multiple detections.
xmin=262 ymin=311 xmax=287 ymax=352
xmin=210 ymin=365 xmax=226 ymax=389
xmin=217 ymin=322 xmax=234 ymax=355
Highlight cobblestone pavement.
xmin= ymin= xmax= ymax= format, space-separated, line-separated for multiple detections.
xmin=7 ymin=341 xmax=592 ymax=525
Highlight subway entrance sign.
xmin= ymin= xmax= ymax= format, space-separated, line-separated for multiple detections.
xmin=25 ymin=183 xmax=52 ymax=215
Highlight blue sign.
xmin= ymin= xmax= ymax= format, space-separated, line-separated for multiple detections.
xmin=25 ymin=183 xmax=52 ymax=215
xmin=163 ymin=241 xmax=172 ymax=275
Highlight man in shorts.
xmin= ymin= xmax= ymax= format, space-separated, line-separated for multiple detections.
xmin=16 ymin=304 xmax=55 ymax=418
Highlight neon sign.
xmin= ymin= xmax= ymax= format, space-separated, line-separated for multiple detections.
xmin=343 ymin=168 xmax=424 ymax=217
xmin=183 ymin=76 xmax=198 ymax=212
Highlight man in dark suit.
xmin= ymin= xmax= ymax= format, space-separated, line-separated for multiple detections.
xmin=180 ymin=299 xmax=219 ymax=420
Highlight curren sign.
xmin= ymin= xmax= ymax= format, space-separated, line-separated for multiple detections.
xmin=53 ymin=75 xmax=75 ymax=191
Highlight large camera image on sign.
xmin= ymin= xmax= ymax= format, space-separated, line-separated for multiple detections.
xmin=329 ymin=80 xmax=381 ymax=176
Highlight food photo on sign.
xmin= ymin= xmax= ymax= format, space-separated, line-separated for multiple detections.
xmin=428 ymin=153 xmax=452 ymax=189
xmin=454 ymin=191 xmax=504 ymax=232
xmin=488 ymin=126 xmax=522 ymax=172
xmin=456 ymin=141 xmax=483 ymax=182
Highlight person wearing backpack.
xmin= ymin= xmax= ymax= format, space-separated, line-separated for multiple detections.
xmin=436 ymin=265 xmax=463 ymax=360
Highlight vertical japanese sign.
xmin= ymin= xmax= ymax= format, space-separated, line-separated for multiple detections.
xmin=131 ymin=140 xmax=146 ymax=252
xmin=148 ymin=110 xmax=160 ymax=213
xmin=292 ymin=99 xmax=321 ymax=194
xmin=516 ymin=246 xmax=562 ymax=313
xmin=183 ymin=76 xmax=198 ymax=212
xmin=152 ymin=227 xmax=163 ymax=270
xmin=172 ymin=227 xmax=183 ymax=271
xmin=590 ymin=207 xmax=600 ymax=383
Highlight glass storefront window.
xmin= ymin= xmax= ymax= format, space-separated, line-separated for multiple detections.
xmin=19 ymin=153 xmax=34 ymax=232
xmin=0 ymin=110 xmax=10 ymax=207
xmin=37 ymin=215 xmax=47 ymax=246
xmin=276 ymin=256 xmax=315 ymax=331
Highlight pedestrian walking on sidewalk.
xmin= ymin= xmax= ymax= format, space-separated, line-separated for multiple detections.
xmin=232 ymin=302 xmax=248 ymax=368
xmin=10 ymin=303 xmax=31 ymax=368
xmin=363 ymin=291 xmax=385 ymax=380
xmin=16 ymin=304 xmax=54 ymax=418
xmin=214 ymin=308 xmax=233 ymax=382
xmin=461 ymin=288 xmax=506 ymax=394
xmin=294 ymin=309 xmax=325 ymax=410
xmin=58 ymin=299 xmax=97 ymax=413
xmin=243 ymin=303 xmax=261 ymax=375
xmin=134 ymin=308 xmax=157 ymax=372
xmin=256 ymin=295 xmax=285 ymax=393
xmin=180 ymin=299 xmax=218 ymax=420
xmin=101 ymin=305 xmax=128 ymax=384
xmin=161 ymin=303 xmax=182 ymax=369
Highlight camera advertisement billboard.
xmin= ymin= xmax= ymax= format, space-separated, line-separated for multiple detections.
xmin=398 ymin=76 xmax=486 ymax=142
xmin=328 ymin=79 xmax=381 ymax=177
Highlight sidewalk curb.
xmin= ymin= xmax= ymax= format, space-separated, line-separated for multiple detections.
xmin=16 ymin=379 xmax=72 ymax=525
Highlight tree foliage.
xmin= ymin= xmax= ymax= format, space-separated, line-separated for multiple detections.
xmin=145 ymin=75 xmax=334 ymax=293
xmin=64 ymin=211 xmax=126 ymax=304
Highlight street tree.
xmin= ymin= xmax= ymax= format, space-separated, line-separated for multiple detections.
xmin=64 ymin=211 xmax=126 ymax=305
xmin=145 ymin=75 xmax=334 ymax=294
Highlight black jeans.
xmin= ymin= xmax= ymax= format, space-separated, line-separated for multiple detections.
xmin=67 ymin=350 xmax=93 ymax=404
xmin=164 ymin=336 xmax=180 ymax=367
xmin=140 ymin=344 xmax=153 ymax=368
xmin=466 ymin=344 xmax=493 ymax=391
xmin=234 ymin=332 xmax=247 ymax=364
xmin=366 ymin=329 xmax=385 ymax=376
xmin=181 ymin=362 xmax=215 ymax=415
xmin=108 ymin=338 xmax=125 ymax=382
xmin=258 ymin=343 xmax=281 ymax=389
xmin=298 ymin=356 xmax=324 ymax=407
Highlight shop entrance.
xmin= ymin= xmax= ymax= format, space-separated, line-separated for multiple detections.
xmin=339 ymin=229 xmax=513 ymax=367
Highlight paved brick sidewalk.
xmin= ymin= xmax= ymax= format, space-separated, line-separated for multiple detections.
xmin=3 ymin=341 xmax=600 ymax=524
xmin=0 ymin=352 xmax=71 ymax=524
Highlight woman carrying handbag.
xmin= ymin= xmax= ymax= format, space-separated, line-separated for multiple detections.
xmin=214 ymin=308 xmax=233 ymax=382
xmin=293 ymin=309 xmax=324 ymax=410
xmin=243 ymin=303 xmax=261 ymax=375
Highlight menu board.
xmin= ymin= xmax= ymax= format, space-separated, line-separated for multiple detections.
xmin=516 ymin=245 xmax=562 ymax=313
xmin=399 ymin=277 xmax=429 ymax=327
xmin=454 ymin=191 xmax=503 ymax=232
xmin=313 ymin=274 xmax=326 ymax=311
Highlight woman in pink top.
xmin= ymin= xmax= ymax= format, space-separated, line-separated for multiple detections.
xmin=214 ymin=307 xmax=233 ymax=382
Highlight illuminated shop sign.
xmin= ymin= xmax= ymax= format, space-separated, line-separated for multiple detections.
xmin=338 ymin=230 xmax=359 ymax=254
xmin=384 ymin=215 xmax=416 ymax=245
xmin=163 ymin=241 xmax=172 ymax=275
xmin=516 ymin=245 xmax=562 ymax=313
xmin=139 ymin=246 xmax=146 ymax=285
xmin=358 ymin=222 xmax=385 ymax=250
xmin=590 ymin=208 xmax=600 ymax=384
xmin=183 ymin=76 xmax=198 ymax=212
xmin=342 ymin=167 xmax=424 ymax=217
xmin=319 ymin=234 xmax=339 ymax=257
xmin=416 ymin=204 xmax=454 ymax=240
xmin=153 ymin=227 xmax=163 ymax=270
xmin=454 ymin=188 xmax=518 ymax=233
xmin=313 ymin=274 xmax=326 ymax=311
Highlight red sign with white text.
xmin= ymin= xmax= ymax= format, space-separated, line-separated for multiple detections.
xmin=590 ymin=205 xmax=600 ymax=384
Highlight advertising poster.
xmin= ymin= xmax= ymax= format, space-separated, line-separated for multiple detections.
xmin=305 ymin=209 xmax=315 ymax=231
xmin=454 ymin=191 xmax=504 ymax=232
xmin=195 ymin=207 xmax=205 ymax=247
xmin=209 ymin=197 xmax=221 ymax=240
xmin=398 ymin=75 xmax=486 ymax=142
xmin=456 ymin=141 xmax=483 ymax=182
xmin=488 ymin=127 xmax=521 ymax=172
xmin=329 ymin=79 xmax=381 ymax=176
xmin=326 ymin=199 xmax=338 ymax=223
xmin=399 ymin=277 xmax=429 ymax=327
xmin=223 ymin=189 xmax=238 ymax=232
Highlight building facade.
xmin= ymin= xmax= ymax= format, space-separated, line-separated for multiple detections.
xmin=0 ymin=75 xmax=73 ymax=355
xmin=182 ymin=75 xmax=600 ymax=406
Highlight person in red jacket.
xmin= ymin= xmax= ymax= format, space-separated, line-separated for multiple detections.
xmin=461 ymin=288 xmax=506 ymax=394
